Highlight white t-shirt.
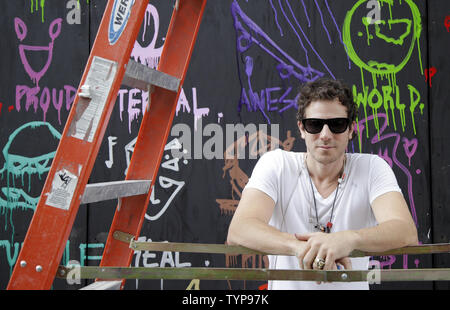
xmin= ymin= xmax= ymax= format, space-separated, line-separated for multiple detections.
xmin=245 ymin=149 xmax=402 ymax=290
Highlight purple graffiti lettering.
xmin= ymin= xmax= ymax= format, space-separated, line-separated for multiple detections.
xmin=52 ymin=88 xmax=63 ymax=123
xmin=118 ymin=88 xmax=148 ymax=133
xmin=15 ymin=86 xmax=40 ymax=113
xmin=402 ymin=137 xmax=418 ymax=166
xmin=232 ymin=1 xmax=350 ymax=123
xmin=244 ymin=56 xmax=271 ymax=123
xmin=238 ymin=86 xmax=298 ymax=121
xmin=128 ymin=88 xmax=141 ymax=133
xmin=266 ymin=87 xmax=281 ymax=112
xmin=379 ymin=255 xmax=396 ymax=269
xmin=15 ymin=17 xmax=62 ymax=86
xmin=39 ymin=87 xmax=50 ymax=122
xmin=16 ymin=85 xmax=75 ymax=124
xmin=278 ymin=87 xmax=297 ymax=113
xmin=238 ymin=88 xmax=251 ymax=112
xmin=357 ymin=113 xmax=418 ymax=227
xmin=15 ymin=85 xmax=29 ymax=112
xmin=64 ymin=86 xmax=77 ymax=111
xmin=377 ymin=147 xmax=393 ymax=167
xmin=119 ymin=86 xmax=209 ymax=133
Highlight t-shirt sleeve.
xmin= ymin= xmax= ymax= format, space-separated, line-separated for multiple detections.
xmin=244 ymin=150 xmax=281 ymax=204
xmin=368 ymin=155 xmax=402 ymax=205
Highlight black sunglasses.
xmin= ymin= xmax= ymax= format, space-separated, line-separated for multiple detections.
xmin=301 ymin=118 xmax=350 ymax=134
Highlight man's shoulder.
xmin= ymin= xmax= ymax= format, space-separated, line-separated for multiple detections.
xmin=347 ymin=152 xmax=379 ymax=162
xmin=255 ymin=149 xmax=303 ymax=174
xmin=347 ymin=153 xmax=391 ymax=172
xmin=260 ymin=148 xmax=303 ymax=162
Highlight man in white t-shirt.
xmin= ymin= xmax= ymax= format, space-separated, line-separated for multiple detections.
xmin=227 ymin=78 xmax=418 ymax=290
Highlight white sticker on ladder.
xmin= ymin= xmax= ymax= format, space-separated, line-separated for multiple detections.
xmin=46 ymin=169 xmax=78 ymax=210
xmin=70 ymin=56 xmax=117 ymax=143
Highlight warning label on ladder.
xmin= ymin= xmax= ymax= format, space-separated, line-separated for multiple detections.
xmin=69 ymin=56 xmax=117 ymax=143
xmin=46 ymin=169 xmax=78 ymax=210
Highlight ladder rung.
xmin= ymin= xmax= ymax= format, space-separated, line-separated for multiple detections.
xmin=81 ymin=180 xmax=151 ymax=204
xmin=79 ymin=280 xmax=122 ymax=290
xmin=123 ymin=59 xmax=180 ymax=91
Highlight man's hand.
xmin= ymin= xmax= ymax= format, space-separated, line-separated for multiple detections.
xmin=294 ymin=231 xmax=359 ymax=270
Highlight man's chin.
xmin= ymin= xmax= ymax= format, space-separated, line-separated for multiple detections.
xmin=311 ymin=152 xmax=342 ymax=166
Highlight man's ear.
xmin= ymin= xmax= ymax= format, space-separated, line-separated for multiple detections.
xmin=349 ymin=121 xmax=356 ymax=140
xmin=298 ymin=121 xmax=306 ymax=139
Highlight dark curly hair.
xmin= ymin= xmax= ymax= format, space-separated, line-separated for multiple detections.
xmin=296 ymin=78 xmax=357 ymax=124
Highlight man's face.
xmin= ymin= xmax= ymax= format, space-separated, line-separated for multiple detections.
xmin=298 ymin=99 xmax=354 ymax=166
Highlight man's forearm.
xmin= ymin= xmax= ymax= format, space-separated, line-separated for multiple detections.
xmin=227 ymin=218 xmax=304 ymax=256
xmin=352 ymin=219 xmax=419 ymax=253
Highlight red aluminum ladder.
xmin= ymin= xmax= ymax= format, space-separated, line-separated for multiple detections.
xmin=7 ymin=0 xmax=207 ymax=290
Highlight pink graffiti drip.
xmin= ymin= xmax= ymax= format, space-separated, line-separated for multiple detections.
xmin=379 ymin=255 xmax=396 ymax=269
xmin=130 ymin=4 xmax=163 ymax=68
xmin=414 ymin=258 xmax=420 ymax=268
xmin=403 ymin=254 xmax=408 ymax=269
xmin=356 ymin=116 xmax=414 ymax=271
xmin=15 ymin=17 xmax=62 ymax=87
xmin=402 ymin=137 xmax=418 ymax=166
xmin=356 ymin=113 xmax=418 ymax=227
xmin=377 ymin=147 xmax=393 ymax=167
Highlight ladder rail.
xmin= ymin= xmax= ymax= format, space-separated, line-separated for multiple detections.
xmin=100 ymin=0 xmax=208 ymax=274
xmin=7 ymin=0 xmax=153 ymax=290
xmin=7 ymin=0 xmax=208 ymax=290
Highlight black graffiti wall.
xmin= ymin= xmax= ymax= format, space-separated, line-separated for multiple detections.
xmin=0 ymin=0 xmax=448 ymax=290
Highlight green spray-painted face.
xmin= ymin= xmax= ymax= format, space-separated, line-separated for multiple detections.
xmin=343 ymin=0 xmax=424 ymax=151
xmin=343 ymin=0 xmax=423 ymax=89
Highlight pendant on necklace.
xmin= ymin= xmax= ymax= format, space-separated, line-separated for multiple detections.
xmin=314 ymin=222 xmax=333 ymax=233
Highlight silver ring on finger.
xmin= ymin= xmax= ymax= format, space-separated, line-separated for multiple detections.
xmin=314 ymin=257 xmax=325 ymax=270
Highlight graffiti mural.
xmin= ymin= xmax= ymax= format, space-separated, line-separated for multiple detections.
xmin=0 ymin=0 xmax=442 ymax=290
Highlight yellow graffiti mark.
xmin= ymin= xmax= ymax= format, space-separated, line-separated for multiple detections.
xmin=186 ymin=279 xmax=200 ymax=290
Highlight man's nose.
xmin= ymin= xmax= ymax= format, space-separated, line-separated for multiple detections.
xmin=319 ymin=124 xmax=333 ymax=140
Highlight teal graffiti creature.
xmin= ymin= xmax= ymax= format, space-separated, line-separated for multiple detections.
xmin=0 ymin=122 xmax=61 ymax=230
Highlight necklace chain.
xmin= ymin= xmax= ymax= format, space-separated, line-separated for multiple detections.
xmin=305 ymin=155 xmax=346 ymax=233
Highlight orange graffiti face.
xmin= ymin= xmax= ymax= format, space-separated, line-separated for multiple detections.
xmin=298 ymin=99 xmax=354 ymax=166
